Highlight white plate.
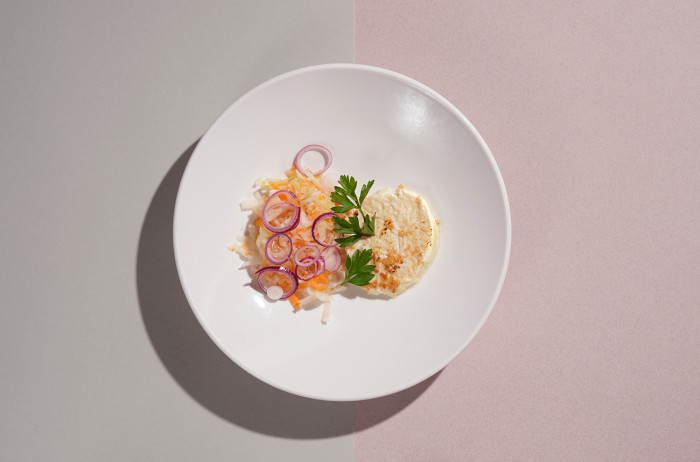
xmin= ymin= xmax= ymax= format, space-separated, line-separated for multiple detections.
xmin=174 ymin=64 xmax=510 ymax=401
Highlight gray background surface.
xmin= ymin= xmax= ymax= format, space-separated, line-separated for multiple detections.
xmin=0 ymin=1 xmax=355 ymax=460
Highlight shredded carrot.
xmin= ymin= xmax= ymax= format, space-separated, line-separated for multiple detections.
xmin=310 ymin=272 xmax=329 ymax=287
xmin=289 ymin=293 xmax=300 ymax=310
xmin=294 ymin=273 xmax=330 ymax=292
xmin=268 ymin=180 xmax=287 ymax=189
xmin=255 ymin=165 xmax=340 ymax=310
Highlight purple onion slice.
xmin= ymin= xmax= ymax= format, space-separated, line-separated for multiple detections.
xmin=294 ymin=145 xmax=333 ymax=177
xmin=264 ymin=190 xmax=297 ymax=212
xmin=262 ymin=202 xmax=300 ymax=233
xmin=264 ymin=233 xmax=292 ymax=265
xmin=320 ymin=247 xmax=341 ymax=272
xmin=255 ymin=266 xmax=298 ymax=300
xmin=296 ymin=258 xmax=318 ymax=280
xmin=295 ymin=256 xmax=326 ymax=280
xmin=315 ymin=256 xmax=326 ymax=276
xmin=293 ymin=245 xmax=320 ymax=267
xmin=311 ymin=212 xmax=339 ymax=247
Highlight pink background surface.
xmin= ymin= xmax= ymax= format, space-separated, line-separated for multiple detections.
xmin=355 ymin=1 xmax=700 ymax=460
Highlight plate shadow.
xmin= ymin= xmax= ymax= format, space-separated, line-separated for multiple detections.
xmin=356 ymin=371 xmax=441 ymax=432
xmin=136 ymin=140 xmax=439 ymax=438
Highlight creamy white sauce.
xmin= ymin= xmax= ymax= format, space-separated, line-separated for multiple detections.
xmin=347 ymin=186 xmax=439 ymax=296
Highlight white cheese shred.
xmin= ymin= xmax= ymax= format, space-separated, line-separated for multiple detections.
xmin=266 ymin=286 xmax=283 ymax=300
xmin=321 ymin=301 xmax=331 ymax=324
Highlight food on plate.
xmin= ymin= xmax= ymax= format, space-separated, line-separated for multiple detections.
xmin=231 ymin=145 xmax=439 ymax=323
xmin=345 ymin=186 xmax=440 ymax=296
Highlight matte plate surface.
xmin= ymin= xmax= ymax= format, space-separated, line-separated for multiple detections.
xmin=174 ymin=64 xmax=510 ymax=400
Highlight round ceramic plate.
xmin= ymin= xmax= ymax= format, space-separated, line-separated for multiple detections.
xmin=173 ymin=64 xmax=510 ymax=401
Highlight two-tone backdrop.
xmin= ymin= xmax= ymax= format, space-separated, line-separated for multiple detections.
xmin=2 ymin=1 xmax=698 ymax=460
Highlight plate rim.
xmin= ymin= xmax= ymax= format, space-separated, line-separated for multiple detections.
xmin=173 ymin=63 xmax=512 ymax=401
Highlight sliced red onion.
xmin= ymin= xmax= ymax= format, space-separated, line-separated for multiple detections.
xmin=264 ymin=190 xmax=297 ymax=212
xmin=311 ymin=212 xmax=339 ymax=247
xmin=295 ymin=266 xmax=315 ymax=281
xmin=264 ymin=233 xmax=292 ymax=265
xmin=315 ymin=256 xmax=326 ymax=276
xmin=296 ymin=260 xmax=318 ymax=280
xmin=262 ymin=202 xmax=300 ymax=233
xmin=255 ymin=266 xmax=298 ymax=300
xmin=295 ymin=256 xmax=326 ymax=280
xmin=294 ymin=145 xmax=332 ymax=177
xmin=320 ymin=247 xmax=341 ymax=272
xmin=293 ymin=245 xmax=320 ymax=267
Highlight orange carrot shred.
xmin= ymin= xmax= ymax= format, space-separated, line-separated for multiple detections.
xmin=252 ymin=164 xmax=340 ymax=310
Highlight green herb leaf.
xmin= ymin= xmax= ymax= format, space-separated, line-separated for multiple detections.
xmin=354 ymin=248 xmax=374 ymax=268
xmin=362 ymin=213 xmax=376 ymax=236
xmin=331 ymin=216 xmax=356 ymax=234
xmin=342 ymin=249 xmax=376 ymax=286
xmin=346 ymin=272 xmax=375 ymax=286
xmin=338 ymin=175 xmax=358 ymax=203
xmin=359 ymin=179 xmax=374 ymax=205
xmin=331 ymin=175 xmax=376 ymax=245
xmin=347 ymin=215 xmax=363 ymax=234
xmin=330 ymin=191 xmax=355 ymax=213
xmin=335 ymin=235 xmax=363 ymax=247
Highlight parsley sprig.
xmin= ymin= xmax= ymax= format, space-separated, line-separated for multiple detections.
xmin=331 ymin=175 xmax=376 ymax=247
xmin=341 ymin=249 xmax=376 ymax=286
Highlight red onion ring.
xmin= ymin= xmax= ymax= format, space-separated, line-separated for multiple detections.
xmin=262 ymin=202 xmax=300 ymax=233
xmin=293 ymin=245 xmax=320 ymax=267
xmin=295 ymin=258 xmax=316 ymax=280
xmin=255 ymin=266 xmax=298 ymax=299
xmin=294 ymin=145 xmax=333 ymax=177
xmin=264 ymin=233 xmax=292 ymax=265
xmin=315 ymin=256 xmax=326 ymax=276
xmin=295 ymin=256 xmax=326 ymax=280
xmin=264 ymin=190 xmax=297 ymax=212
xmin=320 ymin=247 xmax=341 ymax=272
xmin=295 ymin=266 xmax=315 ymax=281
xmin=311 ymin=212 xmax=339 ymax=247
